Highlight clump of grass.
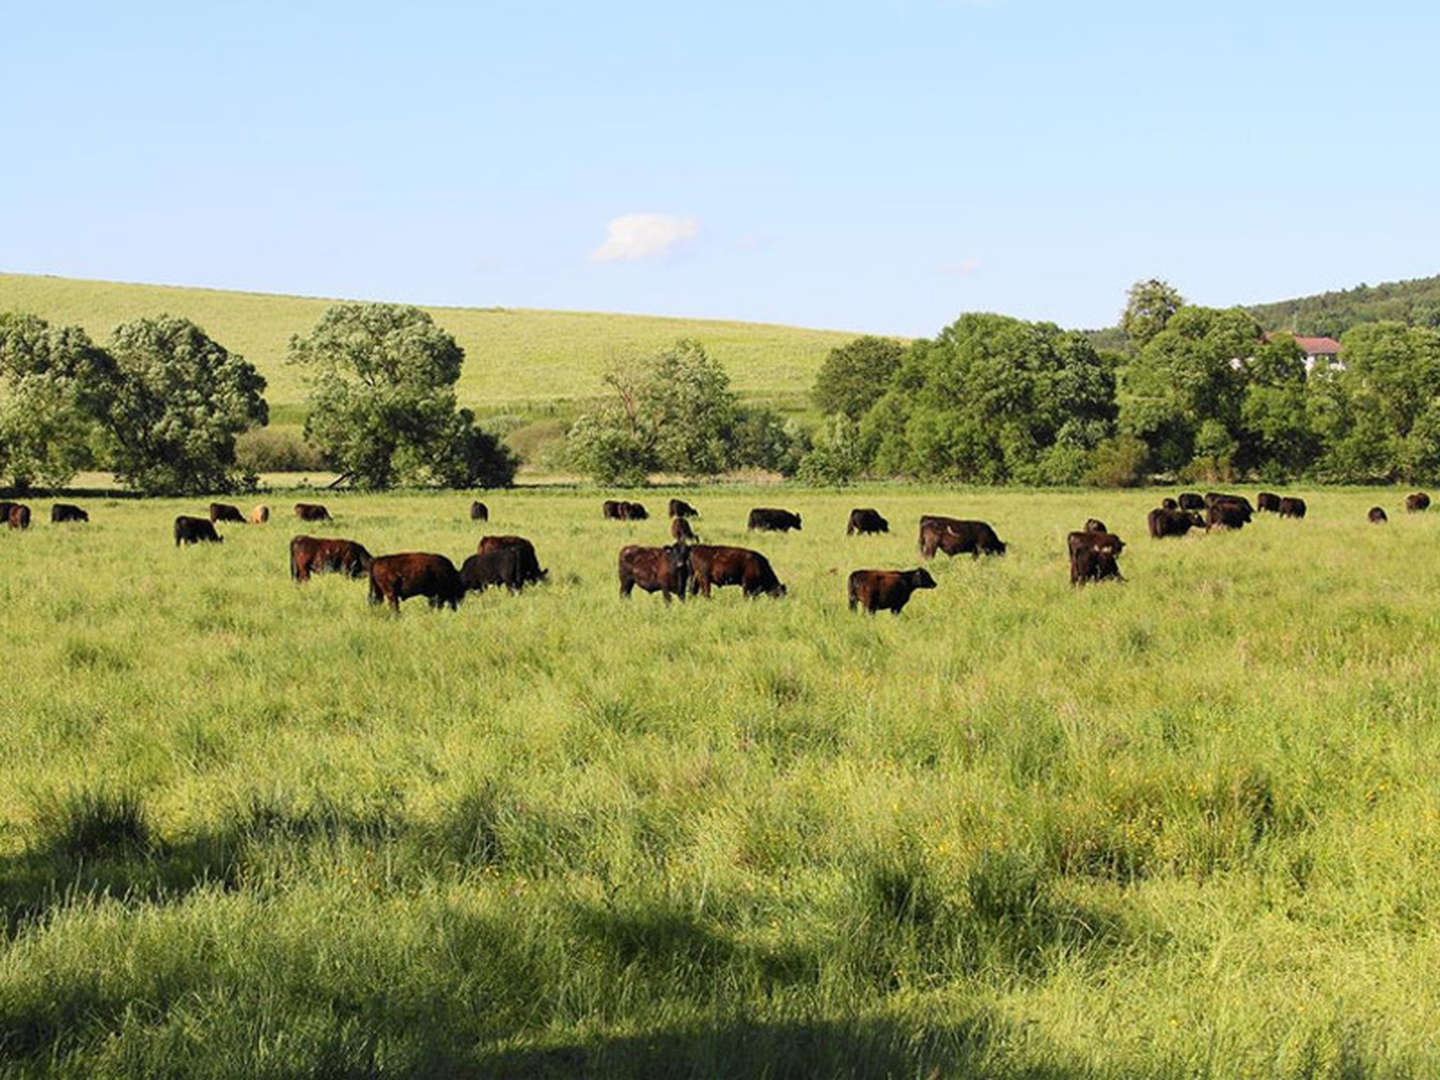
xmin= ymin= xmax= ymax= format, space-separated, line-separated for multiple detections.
xmin=34 ymin=788 xmax=152 ymax=859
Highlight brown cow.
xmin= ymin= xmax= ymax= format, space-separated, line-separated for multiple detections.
xmin=1161 ymin=497 xmax=1178 ymax=511
xmin=686 ymin=544 xmax=785 ymax=598
xmin=248 ymin=504 xmax=270 ymax=524
xmin=1369 ymin=506 xmax=1388 ymax=524
xmin=295 ymin=502 xmax=332 ymax=522
xmin=918 ymin=516 xmax=1006 ymax=559
xmin=670 ymin=515 xmax=698 ymax=542
xmin=1067 ymin=530 xmax=1124 ymax=584
xmin=1406 ymin=492 xmax=1430 ymax=513
xmin=1207 ymin=502 xmax=1249 ymax=530
xmin=8 ymin=504 xmax=31 ymax=530
xmin=368 ymin=553 xmax=464 ymax=612
xmin=174 ymin=515 xmax=221 ymax=545
xmin=1178 ymin=492 xmax=1205 ymax=510
xmin=1071 ymin=546 xmax=1122 ymax=586
xmin=290 ymin=535 xmax=373 ymax=583
xmin=1083 ymin=518 xmax=1108 ymax=534
xmin=460 ymin=548 xmax=532 ymax=593
xmin=669 ymin=498 xmax=699 ymax=518
xmin=1277 ymin=496 xmax=1307 ymax=519
xmin=1257 ymin=492 xmax=1281 ymax=513
xmin=209 ymin=502 xmax=245 ymax=524
xmin=1148 ymin=507 xmax=1204 ymax=538
xmin=476 ymin=535 xmax=547 ymax=585
xmin=617 ymin=543 xmax=690 ymax=603
xmin=848 ymin=568 xmax=936 ymax=615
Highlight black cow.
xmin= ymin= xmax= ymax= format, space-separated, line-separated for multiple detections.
xmin=1067 ymin=530 xmax=1124 ymax=584
xmin=918 ymin=516 xmax=1006 ymax=559
xmin=1178 ymin=493 xmax=1205 ymax=511
xmin=1083 ymin=517 xmax=1107 ymax=534
xmin=476 ymin=536 xmax=547 ymax=585
xmin=847 ymin=508 xmax=889 ymax=535
xmin=669 ymin=498 xmax=699 ymax=518
xmin=1407 ymin=492 xmax=1430 ymax=513
xmin=604 ymin=500 xmax=649 ymax=521
xmin=1207 ymin=502 xmax=1249 ymax=530
xmin=748 ymin=507 xmax=802 ymax=532
xmin=51 ymin=504 xmax=88 ymax=523
xmin=1205 ymin=492 xmax=1255 ymax=516
xmin=1161 ymin=497 xmax=1178 ymax=511
xmin=687 ymin=545 xmax=786 ymax=598
xmin=460 ymin=548 xmax=532 ymax=593
xmin=1148 ymin=507 xmax=1204 ymax=538
xmin=295 ymin=502 xmax=332 ymax=522
xmin=1369 ymin=506 xmax=1388 ymax=524
xmin=210 ymin=502 xmax=246 ymax=524
xmin=470 ymin=501 xmax=489 ymax=521
xmin=1257 ymin=492 xmax=1282 ymax=513
xmin=174 ymin=515 xmax=221 ymax=546
xmin=618 ymin=543 xmax=690 ymax=602
xmin=368 ymin=553 xmax=464 ymax=611
xmin=7 ymin=504 xmax=30 ymax=530
xmin=1071 ymin=546 xmax=1122 ymax=586
xmin=848 ymin=568 xmax=936 ymax=614
xmin=1277 ymin=496 xmax=1307 ymax=519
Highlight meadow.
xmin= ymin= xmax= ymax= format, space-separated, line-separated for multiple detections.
xmin=3 ymin=485 xmax=1440 ymax=1077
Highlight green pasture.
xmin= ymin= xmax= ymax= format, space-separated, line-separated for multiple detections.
xmin=2 ymin=485 xmax=1439 ymax=1076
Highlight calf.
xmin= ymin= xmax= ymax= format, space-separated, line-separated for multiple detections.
xmin=1407 ymin=492 xmax=1430 ymax=513
xmin=50 ymin=504 xmax=88 ymax=524
xmin=461 ymin=548 xmax=529 ymax=593
xmin=209 ymin=502 xmax=245 ymax=524
xmin=848 ymin=568 xmax=936 ymax=615
xmin=295 ymin=502 xmax=332 ymax=522
xmin=918 ymin=516 xmax=1006 ymax=559
xmin=668 ymin=498 xmax=699 ymax=518
xmin=1277 ymin=496 xmax=1307 ymax=519
xmin=290 ymin=535 xmax=373 ymax=583
xmin=670 ymin=515 xmax=698 ymax=542
xmin=748 ymin=507 xmax=801 ymax=532
xmin=1148 ymin=507 xmax=1204 ymax=538
xmin=248 ymin=504 xmax=270 ymax=524
xmin=1257 ymin=492 xmax=1281 ymax=513
xmin=470 ymin=501 xmax=489 ymax=521
xmin=617 ymin=543 xmax=690 ymax=603
xmin=1369 ymin=506 xmax=1388 ymax=524
xmin=847 ymin=508 xmax=889 ymax=535
xmin=174 ymin=515 xmax=221 ymax=546
xmin=687 ymin=544 xmax=786 ymax=598
xmin=476 ymin=535 xmax=547 ymax=585
xmin=368 ymin=553 xmax=464 ymax=612
xmin=1067 ymin=530 xmax=1125 ymax=584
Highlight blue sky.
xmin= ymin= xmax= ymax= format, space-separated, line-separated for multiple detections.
xmin=4 ymin=0 xmax=1438 ymax=335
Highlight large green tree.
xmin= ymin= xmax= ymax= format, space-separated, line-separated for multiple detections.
xmin=103 ymin=316 xmax=267 ymax=494
xmin=1121 ymin=278 xmax=1186 ymax=347
xmin=812 ymin=335 xmax=906 ymax=420
xmin=290 ymin=303 xmax=516 ymax=489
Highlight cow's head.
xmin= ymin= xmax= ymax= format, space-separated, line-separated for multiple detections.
xmin=908 ymin=568 xmax=937 ymax=590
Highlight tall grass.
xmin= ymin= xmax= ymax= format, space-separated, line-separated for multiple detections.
xmin=1 ymin=486 xmax=1439 ymax=1076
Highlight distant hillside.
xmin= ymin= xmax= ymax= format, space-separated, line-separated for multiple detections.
xmin=1245 ymin=274 xmax=1440 ymax=339
xmin=0 ymin=273 xmax=861 ymax=414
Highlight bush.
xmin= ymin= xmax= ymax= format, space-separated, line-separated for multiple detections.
xmin=1083 ymin=435 xmax=1148 ymax=487
xmin=235 ymin=428 xmax=327 ymax=472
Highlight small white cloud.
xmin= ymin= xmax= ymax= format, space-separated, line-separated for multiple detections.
xmin=935 ymin=257 xmax=981 ymax=276
xmin=591 ymin=213 xmax=699 ymax=262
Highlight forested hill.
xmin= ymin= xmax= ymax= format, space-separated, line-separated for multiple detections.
xmin=1244 ymin=274 xmax=1440 ymax=338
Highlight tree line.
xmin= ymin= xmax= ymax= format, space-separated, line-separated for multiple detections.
xmin=0 ymin=304 xmax=515 ymax=494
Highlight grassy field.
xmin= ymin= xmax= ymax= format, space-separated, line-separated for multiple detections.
xmin=2 ymin=485 xmax=1439 ymax=1077
xmin=0 ymin=273 xmax=861 ymax=413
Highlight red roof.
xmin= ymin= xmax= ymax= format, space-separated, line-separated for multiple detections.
xmin=1265 ymin=331 xmax=1342 ymax=355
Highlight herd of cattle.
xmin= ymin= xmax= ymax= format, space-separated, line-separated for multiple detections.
xmin=3 ymin=487 xmax=1435 ymax=615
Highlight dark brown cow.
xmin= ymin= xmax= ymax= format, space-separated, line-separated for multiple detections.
xmin=1277 ymin=496 xmax=1307 ymax=519
xmin=603 ymin=499 xmax=624 ymax=520
xmin=670 ymin=515 xmax=698 ymax=542
xmin=8 ymin=504 xmax=30 ymax=530
xmin=368 ymin=553 xmax=464 ymax=612
xmin=669 ymin=498 xmax=699 ymax=518
xmin=1406 ymin=492 xmax=1430 ymax=513
xmin=295 ymin=502 xmax=332 ymax=522
xmin=461 ymin=548 xmax=531 ymax=593
xmin=1083 ymin=518 xmax=1107 ymax=534
xmin=1067 ymin=530 xmax=1124 ymax=584
xmin=1178 ymin=493 xmax=1205 ymax=511
xmin=1148 ymin=507 xmax=1204 ymax=538
xmin=918 ymin=516 xmax=1006 ymax=559
xmin=1205 ymin=492 xmax=1254 ymax=516
xmin=476 ymin=535 xmax=547 ymax=585
xmin=210 ymin=502 xmax=246 ymax=524
xmin=1257 ymin=492 xmax=1281 ymax=513
xmin=50 ymin=504 xmax=88 ymax=524
xmin=1369 ymin=506 xmax=1388 ymax=524
xmin=617 ymin=543 xmax=690 ymax=602
xmin=848 ymin=568 xmax=936 ymax=615
xmin=290 ymin=535 xmax=373 ymax=583
xmin=1207 ymin=502 xmax=1249 ymax=530
xmin=847 ymin=508 xmax=889 ymax=535
xmin=1071 ymin=546 xmax=1122 ymax=586
xmin=1161 ymin=497 xmax=1178 ymax=511
xmin=470 ymin=501 xmax=489 ymax=521
xmin=0 ymin=502 xmax=15 ymax=525
xmin=174 ymin=515 xmax=221 ymax=545
xmin=748 ymin=507 xmax=801 ymax=532
xmin=687 ymin=544 xmax=786 ymax=598
xmin=604 ymin=500 xmax=649 ymax=520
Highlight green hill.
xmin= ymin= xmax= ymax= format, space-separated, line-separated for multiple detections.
xmin=1245 ymin=274 xmax=1440 ymax=339
xmin=0 ymin=273 xmax=862 ymax=416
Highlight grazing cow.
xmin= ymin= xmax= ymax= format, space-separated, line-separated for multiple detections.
xmin=470 ymin=501 xmax=489 ymax=522
xmin=617 ymin=543 xmax=690 ymax=603
xmin=1207 ymin=502 xmax=1249 ymax=530
xmin=1148 ymin=507 xmax=1204 ymax=538
xmin=1161 ymin=497 xmax=1178 ymax=511
xmin=248 ymin=504 xmax=269 ymax=524
xmin=1178 ymin=493 xmax=1205 ymax=511
xmin=0 ymin=502 xmax=14 ymax=524
xmin=367 ymin=553 xmax=464 ymax=612
xmin=1406 ymin=492 xmax=1430 ymax=513
xmin=1071 ymin=546 xmax=1122 ymax=586
xmin=748 ymin=507 xmax=801 ymax=532
xmin=7 ymin=504 xmax=31 ymax=530
xmin=1067 ymin=530 xmax=1125 ymax=584
xmin=1369 ymin=506 xmax=1388 ymax=524
xmin=918 ymin=516 xmax=1006 ymax=559
xmin=1257 ymin=492 xmax=1282 ymax=513
xmin=50 ymin=504 xmax=88 ymax=523
xmin=687 ymin=544 xmax=786 ymax=598
xmin=460 ymin=548 xmax=532 ymax=594
xmin=174 ymin=515 xmax=221 ymax=546
xmin=476 ymin=535 xmax=547 ymax=585
xmin=1083 ymin=518 xmax=1108 ymax=534
xmin=1205 ymin=492 xmax=1255 ymax=515
xmin=669 ymin=498 xmax=699 ymax=519
xmin=847 ymin=508 xmax=889 ymax=535
xmin=1277 ymin=496 xmax=1307 ymax=519
xmin=603 ymin=499 xmax=623 ymax=520
xmin=848 ymin=568 xmax=936 ymax=615
xmin=670 ymin=515 xmax=698 ymax=542
xmin=295 ymin=502 xmax=332 ymax=522
xmin=604 ymin=500 xmax=649 ymax=520
xmin=290 ymin=535 xmax=373 ymax=583
xmin=209 ymin=502 xmax=246 ymax=524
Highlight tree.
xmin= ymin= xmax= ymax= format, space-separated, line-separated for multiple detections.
xmin=103 ymin=316 xmax=267 ymax=494
xmin=566 ymin=339 xmax=741 ymax=482
xmin=290 ymin=303 xmax=515 ymax=489
xmin=0 ymin=314 xmax=116 ymax=489
xmin=812 ymin=336 xmax=906 ymax=420
xmin=796 ymin=415 xmax=866 ymax=484
xmin=1121 ymin=279 xmax=1185 ymax=347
